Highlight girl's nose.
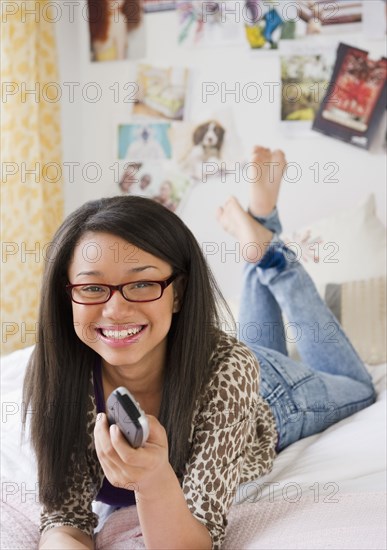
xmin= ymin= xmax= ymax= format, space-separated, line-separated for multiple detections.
xmin=102 ymin=290 xmax=136 ymax=319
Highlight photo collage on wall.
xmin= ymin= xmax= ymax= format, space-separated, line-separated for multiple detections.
xmin=313 ymin=43 xmax=387 ymax=149
xmin=243 ymin=0 xmax=365 ymax=50
xmin=115 ymin=60 xmax=244 ymax=212
xmin=87 ymin=0 xmax=146 ymax=62
xmin=86 ymin=0 xmax=387 ymax=209
xmin=279 ymin=47 xmax=336 ymax=137
xmin=116 ymin=75 xmax=244 ymax=212
xmin=116 ymin=63 xmax=193 ymax=213
xmin=85 ymin=1 xmax=248 ymax=213
xmin=176 ymin=1 xmax=245 ymax=48
xmin=281 ymin=53 xmax=333 ymax=122
xmin=280 ymin=41 xmax=387 ymax=146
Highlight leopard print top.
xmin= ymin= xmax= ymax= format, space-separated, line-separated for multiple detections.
xmin=40 ymin=333 xmax=278 ymax=548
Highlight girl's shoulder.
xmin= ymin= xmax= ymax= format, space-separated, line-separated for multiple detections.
xmin=210 ymin=331 xmax=260 ymax=374
xmin=205 ymin=331 xmax=260 ymax=400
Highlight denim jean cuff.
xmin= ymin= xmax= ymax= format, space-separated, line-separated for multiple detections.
xmin=258 ymin=235 xmax=286 ymax=271
xmin=248 ymin=206 xmax=283 ymax=235
xmin=258 ymin=235 xmax=300 ymax=272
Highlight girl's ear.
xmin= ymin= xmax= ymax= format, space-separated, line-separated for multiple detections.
xmin=172 ymin=276 xmax=186 ymax=313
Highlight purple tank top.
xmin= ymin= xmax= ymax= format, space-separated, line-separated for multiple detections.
xmin=93 ymin=362 xmax=136 ymax=507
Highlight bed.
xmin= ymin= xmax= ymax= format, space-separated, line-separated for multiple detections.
xmin=0 ymin=345 xmax=385 ymax=549
xmin=1 ymin=194 xmax=386 ymax=549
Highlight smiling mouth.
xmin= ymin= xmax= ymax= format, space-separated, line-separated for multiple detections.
xmin=98 ymin=326 xmax=145 ymax=340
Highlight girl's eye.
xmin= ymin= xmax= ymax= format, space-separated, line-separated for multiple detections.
xmin=132 ymin=282 xmax=154 ymax=289
xmin=80 ymin=285 xmax=106 ymax=293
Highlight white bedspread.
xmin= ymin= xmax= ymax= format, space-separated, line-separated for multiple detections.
xmin=1 ymin=347 xmax=386 ymax=549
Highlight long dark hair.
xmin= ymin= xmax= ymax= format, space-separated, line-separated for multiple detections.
xmin=23 ymin=196 xmax=233 ymax=509
xmin=88 ymin=0 xmax=142 ymax=43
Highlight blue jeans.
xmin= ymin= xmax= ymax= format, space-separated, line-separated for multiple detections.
xmin=239 ymin=209 xmax=376 ymax=452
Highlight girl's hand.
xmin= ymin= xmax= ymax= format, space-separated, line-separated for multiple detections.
xmin=94 ymin=413 xmax=170 ymax=497
xmin=95 ymin=414 xmax=212 ymax=549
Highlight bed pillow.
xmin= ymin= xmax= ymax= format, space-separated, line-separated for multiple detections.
xmin=282 ymin=194 xmax=386 ymax=365
xmin=283 ymin=194 xmax=386 ymax=293
xmin=325 ymin=277 xmax=386 ymax=365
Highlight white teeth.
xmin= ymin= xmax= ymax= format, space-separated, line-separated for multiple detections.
xmin=101 ymin=327 xmax=142 ymax=339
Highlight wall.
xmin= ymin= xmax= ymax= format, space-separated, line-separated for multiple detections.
xmin=55 ymin=2 xmax=387 ymax=306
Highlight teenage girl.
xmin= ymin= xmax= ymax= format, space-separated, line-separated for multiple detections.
xmin=23 ymin=147 xmax=375 ymax=549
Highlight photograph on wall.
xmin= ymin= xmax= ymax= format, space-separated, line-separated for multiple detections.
xmin=171 ymin=111 xmax=244 ymax=181
xmin=133 ymin=64 xmax=190 ymax=120
xmin=280 ymin=52 xmax=334 ymax=122
xmin=117 ymin=122 xmax=173 ymax=161
xmin=118 ymin=161 xmax=192 ymax=213
xmin=87 ymin=0 xmax=145 ymax=62
xmin=293 ymin=0 xmax=363 ymax=37
xmin=177 ymin=0 xmax=245 ymax=48
xmin=143 ymin=0 xmax=176 ymax=12
xmin=244 ymin=0 xmax=291 ymax=49
xmin=313 ymin=43 xmax=387 ymax=149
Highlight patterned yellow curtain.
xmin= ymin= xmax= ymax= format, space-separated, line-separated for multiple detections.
xmin=1 ymin=0 xmax=64 ymax=355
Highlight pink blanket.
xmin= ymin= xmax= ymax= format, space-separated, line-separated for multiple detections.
xmin=0 ymin=490 xmax=40 ymax=549
xmin=2 ymin=490 xmax=385 ymax=549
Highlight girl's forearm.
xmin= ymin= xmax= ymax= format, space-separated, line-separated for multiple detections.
xmin=39 ymin=526 xmax=94 ymax=550
xmin=136 ymin=464 xmax=212 ymax=549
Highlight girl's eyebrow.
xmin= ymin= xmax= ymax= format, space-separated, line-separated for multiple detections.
xmin=75 ymin=266 xmax=160 ymax=278
xmin=130 ymin=265 xmax=160 ymax=273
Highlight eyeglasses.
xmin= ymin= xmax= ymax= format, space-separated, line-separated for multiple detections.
xmin=66 ymin=274 xmax=178 ymax=305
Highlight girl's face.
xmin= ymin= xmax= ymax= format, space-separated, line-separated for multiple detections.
xmin=160 ymin=182 xmax=172 ymax=200
xmin=67 ymin=232 xmax=180 ymax=377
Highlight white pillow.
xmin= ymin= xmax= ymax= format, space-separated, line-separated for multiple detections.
xmin=283 ymin=194 xmax=386 ymax=294
xmin=282 ymin=195 xmax=386 ymax=364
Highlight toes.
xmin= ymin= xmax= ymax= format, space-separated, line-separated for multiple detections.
xmin=252 ymin=146 xmax=269 ymax=155
xmin=272 ymin=149 xmax=285 ymax=156
xmin=215 ymin=206 xmax=224 ymax=221
xmin=226 ymin=195 xmax=242 ymax=210
xmin=217 ymin=196 xmax=243 ymax=222
xmin=252 ymin=147 xmax=271 ymax=164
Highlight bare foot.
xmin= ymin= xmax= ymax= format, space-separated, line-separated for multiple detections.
xmin=248 ymin=146 xmax=287 ymax=218
xmin=217 ymin=196 xmax=273 ymax=263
